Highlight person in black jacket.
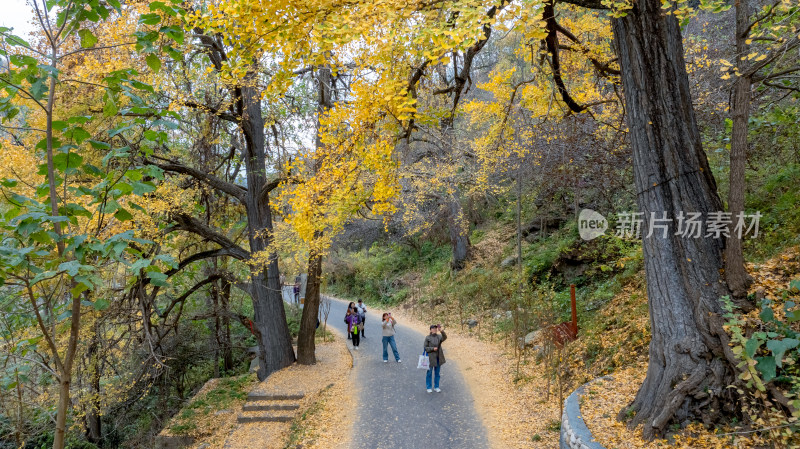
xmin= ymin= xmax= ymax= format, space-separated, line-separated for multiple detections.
xmin=423 ymin=324 xmax=446 ymax=393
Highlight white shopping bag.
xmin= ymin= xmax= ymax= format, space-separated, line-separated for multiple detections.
xmin=417 ymin=351 xmax=430 ymax=370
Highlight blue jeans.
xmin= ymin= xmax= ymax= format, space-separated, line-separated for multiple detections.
xmin=382 ymin=336 xmax=400 ymax=361
xmin=426 ymin=364 xmax=441 ymax=389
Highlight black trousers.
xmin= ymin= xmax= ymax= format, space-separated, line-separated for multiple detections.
xmin=350 ymin=331 xmax=360 ymax=347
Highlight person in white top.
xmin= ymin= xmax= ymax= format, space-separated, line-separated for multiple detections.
xmin=355 ymin=299 xmax=368 ymax=337
xmin=381 ymin=312 xmax=401 ymax=363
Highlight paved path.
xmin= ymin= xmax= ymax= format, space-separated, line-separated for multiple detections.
xmin=327 ymin=297 xmax=489 ymax=449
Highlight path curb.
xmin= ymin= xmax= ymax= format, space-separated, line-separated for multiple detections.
xmin=323 ymin=296 xmax=357 ymax=368
xmin=560 ymin=377 xmax=611 ymax=449
xmin=346 ymin=340 xmax=357 ymax=368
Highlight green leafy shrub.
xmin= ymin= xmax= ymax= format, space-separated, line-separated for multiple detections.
xmin=723 ymin=288 xmax=800 ymax=412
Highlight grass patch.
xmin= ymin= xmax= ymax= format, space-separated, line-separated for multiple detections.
xmin=744 ymin=163 xmax=800 ymax=261
xmin=168 ymin=373 xmax=257 ymax=436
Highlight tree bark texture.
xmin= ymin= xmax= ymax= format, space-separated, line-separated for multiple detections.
xmin=298 ymin=252 xmax=323 ymax=364
xmin=239 ymin=79 xmax=295 ymax=380
xmin=298 ymin=65 xmax=333 ymax=365
xmin=448 ymin=195 xmax=471 ymax=271
xmin=611 ymin=0 xmax=737 ymax=438
xmin=725 ymin=0 xmax=755 ymax=302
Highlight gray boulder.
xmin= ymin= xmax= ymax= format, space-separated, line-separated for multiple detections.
xmin=249 ymin=357 xmax=259 ymax=373
xmin=501 ymin=256 xmax=519 ymax=268
xmin=524 ymin=330 xmax=542 ymax=346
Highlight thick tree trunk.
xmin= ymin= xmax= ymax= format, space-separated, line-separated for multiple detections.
xmin=448 ymin=195 xmax=471 ymax=271
xmin=297 ymin=65 xmax=332 ymax=365
xmin=611 ymin=0 xmax=737 ymax=438
xmin=298 ymin=252 xmax=322 ymax=364
xmin=240 ymin=80 xmax=295 ymax=380
xmin=725 ymin=0 xmax=755 ymax=303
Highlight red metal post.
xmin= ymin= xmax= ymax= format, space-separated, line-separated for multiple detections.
xmin=570 ymin=284 xmax=577 ymax=335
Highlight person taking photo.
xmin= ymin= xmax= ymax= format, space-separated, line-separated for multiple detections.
xmin=423 ymin=324 xmax=446 ymax=393
xmin=381 ymin=312 xmax=401 ymax=363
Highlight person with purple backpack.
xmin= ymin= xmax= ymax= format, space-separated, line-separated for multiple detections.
xmin=345 ymin=306 xmax=361 ymax=350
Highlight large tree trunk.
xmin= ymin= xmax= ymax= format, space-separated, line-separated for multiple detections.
xmin=240 ymin=79 xmax=295 ymax=380
xmin=611 ymin=0 xmax=737 ymax=438
xmin=725 ymin=0 xmax=755 ymax=302
xmin=298 ymin=252 xmax=322 ymax=364
xmin=448 ymin=194 xmax=471 ymax=271
xmin=297 ymin=65 xmax=333 ymax=365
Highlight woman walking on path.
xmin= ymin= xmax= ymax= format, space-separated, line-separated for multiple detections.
xmin=345 ymin=302 xmax=356 ymax=339
xmin=346 ymin=307 xmax=361 ymax=350
xmin=423 ymin=324 xmax=446 ymax=393
xmin=381 ymin=313 xmax=401 ymax=363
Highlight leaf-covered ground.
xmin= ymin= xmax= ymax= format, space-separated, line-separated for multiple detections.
xmin=223 ymin=338 xmax=352 ymax=449
xmin=385 ymin=309 xmax=563 ymax=448
xmin=156 ymin=337 xmax=352 ymax=449
xmin=160 ymin=374 xmax=258 ymax=441
xmin=582 ymin=246 xmax=800 ymax=448
xmin=382 ymin=246 xmax=800 ymax=448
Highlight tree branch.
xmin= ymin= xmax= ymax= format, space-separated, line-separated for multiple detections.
xmin=556 ymin=0 xmax=608 ymax=9
xmin=741 ymin=0 xmax=781 ymax=39
xmin=147 ymin=157 xmax=247 ymax=202
xmin=752 ymin=65 xmax=800 ymax=83
xmin=258 ymin=176 xmax=284 ymax=205
xmin=555 ymin=22 xmax=620 ymax=76
xmin=165 ymin=248 xmax=244 ymax=277
xmin=169 ymin=213 xmax=250 ymax=260
xmin=544 ymin=1 xmax=586 ymax=113
xmin=741 ymin=36 xmax=800 ymax=80
xmin=181 ymin=100 xmax=239 ymax=123
xmin=158 ymin=274 xmax=224 ymax=319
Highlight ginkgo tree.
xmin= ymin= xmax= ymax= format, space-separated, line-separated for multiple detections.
xmin=0 ymin=1 xmax=162 ymax=448
xmin=2 ymin=0 xmax=794 ymax=446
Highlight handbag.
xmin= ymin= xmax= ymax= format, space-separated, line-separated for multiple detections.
xmin=417 ymin=351 xmax=430 ymax=370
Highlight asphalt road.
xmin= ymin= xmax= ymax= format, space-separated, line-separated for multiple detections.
xmin=326 ymin=297 xmax=489 ymax=449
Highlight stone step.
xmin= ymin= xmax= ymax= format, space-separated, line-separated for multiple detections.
xmin=246 ymin=392 xmax=304 ymax=401
xmin=241 ymin=403 xmax=300 ymax=412
xmin=236 ymin=414 xmax=294 ymax=423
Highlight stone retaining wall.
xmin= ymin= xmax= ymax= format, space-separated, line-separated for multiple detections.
xmin=559 ymin=378 xmax=609 ymax=449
